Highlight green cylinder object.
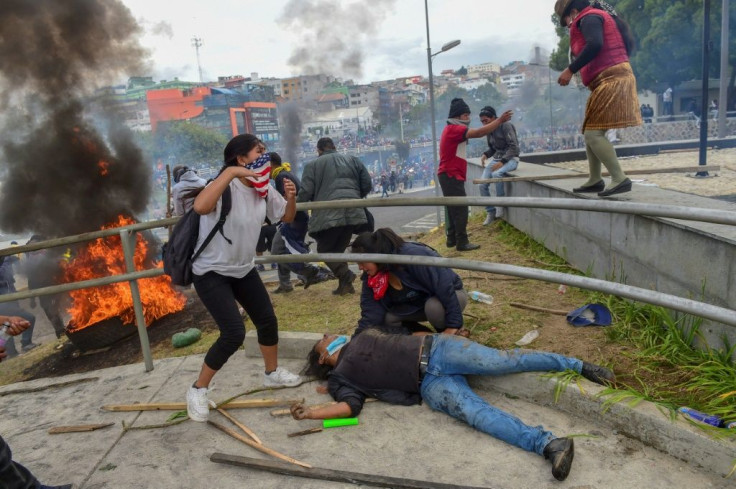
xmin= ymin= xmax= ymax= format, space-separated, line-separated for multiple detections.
xmin=172 ymin=328 xmax=202 ymax=348
xmin=322 ymin=417 xmax=359 ymax=428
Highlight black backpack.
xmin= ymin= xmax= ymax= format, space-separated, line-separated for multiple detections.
xmin=163 ymin=187 xmax=232 ymax=286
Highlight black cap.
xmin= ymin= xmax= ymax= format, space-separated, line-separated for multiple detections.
xmin=448 ymin=98 xmax=471 ymax=118
xmin=479 ymin=106 xmax=497 ymax=118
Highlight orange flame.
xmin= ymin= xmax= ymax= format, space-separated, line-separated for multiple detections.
xmin=98 ymin=160 xmax=109 ymax=176
xmin=63 ymin=215 xmax=186 ymax=332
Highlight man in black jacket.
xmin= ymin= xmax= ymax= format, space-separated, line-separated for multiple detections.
xmin=292 ymin=328 xmax=615 ymax=482
xmin=297 ymin=138 xmax=372 ymax=295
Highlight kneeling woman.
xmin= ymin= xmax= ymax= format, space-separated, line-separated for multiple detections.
xmin=186 ymin=134 xmax=301 ymax=422
xmin=350 ymin=228 xmax=468 ymax=335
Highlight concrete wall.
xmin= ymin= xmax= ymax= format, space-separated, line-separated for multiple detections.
xmin=466 ymin=160 xmax=736 ymax=350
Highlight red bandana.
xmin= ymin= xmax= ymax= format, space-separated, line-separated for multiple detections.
xmin=366 ymin=271 xmax=389 ymax=300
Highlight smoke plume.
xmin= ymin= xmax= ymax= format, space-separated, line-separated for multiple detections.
xmin=0 ymin=0 xmax=150 ymax=238
xmin=280 ymin=104 xmax=303 ymax=174
xmin=278 ymin=0 xmax=397 ymax=79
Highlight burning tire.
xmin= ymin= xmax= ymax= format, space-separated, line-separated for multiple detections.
xmin=65 ymin=317 xmax=139 ymax=351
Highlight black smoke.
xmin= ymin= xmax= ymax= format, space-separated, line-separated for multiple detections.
xmin=278 ymin=0 xmax=397 ymax=79
xmin=0 ymin=0 xmax=150 ymax=237
xmin=280 ymin=103 xmax=303 ymax=175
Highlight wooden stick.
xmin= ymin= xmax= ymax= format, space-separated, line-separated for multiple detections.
xmin=509 ymin=302 xmax=568 ymax=316
xmin=207 ymin=421 xmax=312 ymax=469
xmin=472 ymin=165 xmax=721 ymax=184
xmin=48 ymin=423 xmax=114 ymax=434
xmin=0 ymin=377 xmax=99 ymax=397
xmin=210 ymin=453 xmax=493 ymax=489
xmin=102 ymin=398 xmax=303 ymax=412
xmin=287 ymin=427 xmax=323 ymax=437
xmin=216 ymin=408 xmax=262 ymax=445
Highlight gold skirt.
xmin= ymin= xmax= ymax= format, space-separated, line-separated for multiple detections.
xmin=582 ymin=62 xmax=642 ymax=131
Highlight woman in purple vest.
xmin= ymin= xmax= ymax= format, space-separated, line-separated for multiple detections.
xmin=554 ymin=0 xmax=641 ymax=197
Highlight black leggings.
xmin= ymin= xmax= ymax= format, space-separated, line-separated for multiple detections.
xmin=193 ymin=268 xmax=278 ymax=371
xmin=0 ymin=435 xmax=39 ymax=489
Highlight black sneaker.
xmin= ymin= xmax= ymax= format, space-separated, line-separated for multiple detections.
xmin=543 ymin=437 xmax=574 ymax=481
xmin=581 ymin=362 xmax=615 ymax=385
xmin=456 ymin=243 xmax=480 ymax=252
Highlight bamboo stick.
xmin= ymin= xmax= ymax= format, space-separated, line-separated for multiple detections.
xmin=216 ymin=408 xmax=262 ymax=445
xmin=211 ymin=453 xmax=492 ymax=489
xmin=207 ymin=420 xmax=311 ymax=469
xmin=102 ymin=398 xmax=303 ymax=412
xmin=287 ymin=427 xmax=323 ymax=438
xmin=509 ymin=302 xmax=568 ymax=316
xmin=472 ymin=165 xmax=721 ymax=184
xmin=48 ymin=423 xmax=114 ymax=434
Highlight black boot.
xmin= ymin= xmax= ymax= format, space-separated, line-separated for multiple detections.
xmin=543 ymin=437 xmax=574 ymax=481
xmin=581 ymin=362 xmax=616 ymax=385
xmin=332 ymin=271 xmax=356 ymax=296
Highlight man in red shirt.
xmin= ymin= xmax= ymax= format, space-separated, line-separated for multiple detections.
xmin=438 ymin=98 xmax=512 ymax=251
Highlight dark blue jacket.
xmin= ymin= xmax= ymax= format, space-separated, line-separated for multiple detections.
xmin=356 ymin=242 xmax=464 ymax=332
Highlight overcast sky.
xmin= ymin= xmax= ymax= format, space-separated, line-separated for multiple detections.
xmin=121 ymin=0 xmax=560 ymax=84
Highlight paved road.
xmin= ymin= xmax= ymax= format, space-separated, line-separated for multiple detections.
xmin=367 ymin=186 xmax=441 ymax=234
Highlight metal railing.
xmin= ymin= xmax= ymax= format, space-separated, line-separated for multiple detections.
xmin=1 ymin=196 xmax=734 ymax=372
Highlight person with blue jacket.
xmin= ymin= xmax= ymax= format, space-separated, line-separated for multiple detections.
xmin=350 ymin=228 xmax=468 ymax=336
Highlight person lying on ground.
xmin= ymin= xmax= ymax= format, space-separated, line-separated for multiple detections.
xmin=291 ymin=328 xmax=615 ymax=482
xmin=350 ymin=228 xmax=468 ymax=337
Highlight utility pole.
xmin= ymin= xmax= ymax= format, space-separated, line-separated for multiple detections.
xmin=191 ymin=36 xmax=204 ymax=83
xmin=399 ymin=103 xmax=405 ymax=142
xmin=718 ymin=0 xmax=730 ymax=138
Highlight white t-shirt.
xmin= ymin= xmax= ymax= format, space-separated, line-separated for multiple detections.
xmin=192 ymin=178 xmax=286 ymax=278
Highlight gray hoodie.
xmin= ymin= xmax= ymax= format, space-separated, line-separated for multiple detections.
xmin=172 ymin=170 xmax=207 ymax=216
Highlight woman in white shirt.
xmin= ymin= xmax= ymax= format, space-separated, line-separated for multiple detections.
xmin=185 ymin=134 xmax=300 ymax=422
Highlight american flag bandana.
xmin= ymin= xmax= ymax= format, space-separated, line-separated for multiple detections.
xmin=245 ymin=153 xmax=271 ymax=198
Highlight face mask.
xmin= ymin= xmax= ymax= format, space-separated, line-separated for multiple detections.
xmin=325 ymin=335 xmax=348 ymax=356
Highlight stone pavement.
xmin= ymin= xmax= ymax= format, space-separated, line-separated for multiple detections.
xmin=1 ymin=332 xmax=734 ymax=489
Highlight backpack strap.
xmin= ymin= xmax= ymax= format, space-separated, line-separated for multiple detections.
xmin=191 ymin=186 xmax=232 ymax=262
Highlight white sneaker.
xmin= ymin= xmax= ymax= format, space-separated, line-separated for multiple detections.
xmin=186 ymin=385 xmax=212 ymax=422
xmin=263 ymin=367 xmax=301 ymax=387
xmin=495 ymin=208 xmax=505 ymax=219
xmin=483 ymin=214 xmax=495 ymax=226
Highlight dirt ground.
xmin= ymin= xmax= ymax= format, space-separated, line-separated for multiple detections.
xmin=5 ymin=147 xmax=729 ymax=388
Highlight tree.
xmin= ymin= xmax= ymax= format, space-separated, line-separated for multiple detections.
xmin=550 ymin=0 xmax=736 ymax=106
xmin=455 ymin=66 xmax=468 ymax=76
xmin=137 ymin=121 xmax=229 ymax=168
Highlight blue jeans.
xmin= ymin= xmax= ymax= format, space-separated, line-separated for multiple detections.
xmin=479 ymin=158 xmax=518 ymax=214
xmin=420 ymin=335 xmax=582 ymax=455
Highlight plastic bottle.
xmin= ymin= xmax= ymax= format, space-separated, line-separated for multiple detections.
xmin=677 ymin=407 xmax=723 ymax=427
xmin=0 ymin=323 xmax=10 ymax=349
xmin=468 ymin=291 xmax=493 ymax=305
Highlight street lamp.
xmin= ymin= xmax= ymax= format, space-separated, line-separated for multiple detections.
xmin=425 ymin=0 xmax=461 ymax=227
